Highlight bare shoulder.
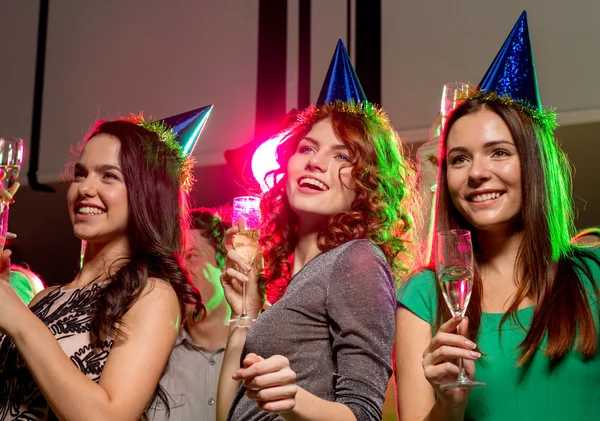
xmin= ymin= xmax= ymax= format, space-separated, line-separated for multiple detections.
xmin=141 ymin=277 xmax=179 ymax=303
xmin=121 ymin=277 xmax=180 ymax=326
xmin=28 ymin=285 xmax=61 ymax=308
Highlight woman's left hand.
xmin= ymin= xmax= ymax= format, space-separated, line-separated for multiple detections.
xmin=0 ymin=249 xmax=32 ymax=335
xmin=233 ymin=353 xmax=298 ymax=414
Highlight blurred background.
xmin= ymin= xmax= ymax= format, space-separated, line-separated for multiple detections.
xmin=1 ymin=0 xmax=599 ymax=290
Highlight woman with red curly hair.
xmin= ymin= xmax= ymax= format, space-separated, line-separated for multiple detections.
xmin=217 ymin=39 xmax=415 ymax=421
xmin=218 ymin=101 xmax=415 ymax=421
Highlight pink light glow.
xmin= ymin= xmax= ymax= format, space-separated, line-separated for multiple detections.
xmin=251 ymin=137 xmax=281 ymax=192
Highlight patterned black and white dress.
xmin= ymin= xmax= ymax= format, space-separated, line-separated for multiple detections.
xmin=0 ymin=283 xmax=113 ymax=420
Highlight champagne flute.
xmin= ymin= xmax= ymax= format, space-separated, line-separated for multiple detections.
xmin=439 ymin=81 xmax=469 ymax=135
xmin=0 ymin=138 xmax=24 ymax=251
xmin=228 ymin=196 xmax=261 ymax=327
xmin=436 ymin=229 xmax=485 ymax=389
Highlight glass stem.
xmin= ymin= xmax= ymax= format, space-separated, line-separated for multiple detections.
xmin=456 ymin=325 xmax=469 ymax=382
xmin=241 ymin=279 xmax=248 ymax=318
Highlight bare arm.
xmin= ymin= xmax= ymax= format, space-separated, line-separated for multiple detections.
xmin=217 ymin=221 xmax=265 ymax=421
xmin=216 ymin=324 xmax=248 ymax=421
xmin=280 ymin=389 xmax=356 ymax=421
xmin=6 ymin=278 xmax=180 ymax=421
xmin=395 ymin=307 xmax=477 ymax=421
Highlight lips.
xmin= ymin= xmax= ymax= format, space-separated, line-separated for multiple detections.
xmin=298 ymin=176 xmax=329 ymax=191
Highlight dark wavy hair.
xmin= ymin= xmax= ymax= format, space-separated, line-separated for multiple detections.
xmin=432 ymin=97 xmax=599 ymax=364
xmin=70 ymin=119 xmax=204 ymax=414
xmin=259 ymin=101 xmax=417 ymax=303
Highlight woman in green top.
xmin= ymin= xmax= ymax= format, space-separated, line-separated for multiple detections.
xmin=395 ymin=11 xmax=600 ymax=421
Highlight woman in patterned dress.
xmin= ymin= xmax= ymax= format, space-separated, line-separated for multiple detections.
xmin=0 ymin=118 xmax=202 ymax=420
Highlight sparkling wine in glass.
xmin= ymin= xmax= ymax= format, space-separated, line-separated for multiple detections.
xmin=0 ymin=138 xmax=24 ymax=251
xmin=228 ymin=196 xmax=261 ymax=327
xmin=439 ymin=265 xmax=473 ymax=317
xmin=436 ymin=229 xmax=485 ymax=389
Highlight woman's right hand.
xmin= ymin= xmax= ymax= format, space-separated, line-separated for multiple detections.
xmin=422 ymin=315 xmax=480 ymax=408
xmin=220 ymin=220 xmax=264 ymax=319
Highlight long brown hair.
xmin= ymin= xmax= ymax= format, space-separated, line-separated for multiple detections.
xmin=259 ymin=102 xmax=417 ymax=303
xmin=71 ymin=119 xmax=204 ymax=414
xmin=433 ymin=98 xmax=599 ymax=364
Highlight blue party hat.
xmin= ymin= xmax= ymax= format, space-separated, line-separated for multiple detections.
xmin=158 ymin=104 xmax=213 ymax=156
xmin=479 ymin=11 xmax=541 ymax=110
xmin=316 ymin=39 xmax=367 ymax=106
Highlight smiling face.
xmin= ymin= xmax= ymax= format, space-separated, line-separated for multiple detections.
xmin=285 ymin=119 xmax=357 ymax=227
xmin=445 ymin=108 xmax=522 ymax=233
xmin=67 ymin=134 xmax=129 ymax=245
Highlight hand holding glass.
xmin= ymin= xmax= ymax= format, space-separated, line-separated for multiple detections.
xmin=436 ymin=229 xmax=485 ymax=389
xmin=0 ymin=138 xmax=24 ymax=252
xmin=229 ymin=196 xmax=261 ymax=327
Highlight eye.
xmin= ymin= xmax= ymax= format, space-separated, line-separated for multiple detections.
xmin=103 ymin=172 xmax=120 ymax=181
xmin=449 ymin=155 xmax=468 ymax=166
xmin=335 ymin=153 xmax=352 ymax=162
xmin=492 ymin=148 xmax=511 ymax=158
xmin=297 ymin=145 xmax=315 ymax=154
xmin=72 ymin=170 xmax=85 ymax=181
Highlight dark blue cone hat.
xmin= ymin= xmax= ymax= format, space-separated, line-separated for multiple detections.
xmin=158 ymin=104 xmax=213 ymax=155
xmin=316 ymin=39 xmax=368 ymax=106
xmin=478 ymin=11 xmax=541 ymax=110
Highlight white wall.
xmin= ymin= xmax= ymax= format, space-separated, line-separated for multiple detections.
xmin=1 ymin=0 xmax=259 ymax=181
xmin=382 ymin=0 xmax=600 ymax=133
xmin=2 ymin=0 xmax=600 ymax=183
xmin=0 ymin=0 xmax=39 ymax=174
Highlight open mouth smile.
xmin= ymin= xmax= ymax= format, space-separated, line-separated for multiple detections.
xmin=298 ymin=177 xmax=330 ymax=192
xmin=467 ymin=191 xmax=504 ymax=203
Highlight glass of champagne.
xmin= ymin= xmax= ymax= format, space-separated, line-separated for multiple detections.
xmin=436 ymin=229 xmax=486 ymax=389
xmin=228 ymin=196 xmax=261 ymax=327
xmin=0 ymin=138 xmax=24 ymax=251
xmin=440 ymin=82 xmax=469 ymax=134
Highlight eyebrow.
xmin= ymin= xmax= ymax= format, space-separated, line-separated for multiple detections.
xmin=447 ymin=140 xmax=515 ymax=155
xmin=74 ymin=163 xmax=122 ymax=173
xmin=302 ymin=136 xmax=349 ymax=151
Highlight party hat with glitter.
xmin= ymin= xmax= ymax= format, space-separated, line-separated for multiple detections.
xmin=478 ymin=11 xmax=541 ymax=110
xmin=158 ymin=104 xmax=213 ymax=156
xmin=317 ymin=39 xmax=367 ymax=106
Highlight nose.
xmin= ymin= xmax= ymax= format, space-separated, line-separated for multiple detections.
xmin=78 ymin=175 xmax=98 ymax=197
xmin=468 ymin=156 xmax=491 ymax=185
xmin=305 ymin=152 xmax=328 ymax=173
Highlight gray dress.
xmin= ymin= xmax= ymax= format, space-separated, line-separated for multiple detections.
xmin=227 ymin=239 xmax=396 ymax=421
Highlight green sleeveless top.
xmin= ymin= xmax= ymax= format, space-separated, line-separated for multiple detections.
xmin=397 ymin=248 xmax=600 ymax=421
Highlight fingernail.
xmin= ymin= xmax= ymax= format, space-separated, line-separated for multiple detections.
xmin=470 ymin=351 xmax=481 ymax=358
xmin=242 ymin=275 xmax=249 ymax=282
xmin=243 ymin=264 xmax=252 ymax=272
xmin=465 ymin=340 xmax=476 ymax=349
xmin=232 ymin=373 xmax=240 ymax=380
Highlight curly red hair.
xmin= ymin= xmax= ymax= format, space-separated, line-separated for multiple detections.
xmin=259 ymin=102 xmax=417 ymax=303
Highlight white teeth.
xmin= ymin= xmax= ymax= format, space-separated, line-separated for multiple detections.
xmin=470 ymin=192 xmax=502 ymax=202
xmin=299 ymin=178 xmax=329 ymax=191
xmin=77 ymin=206 xmax=106 ymax=215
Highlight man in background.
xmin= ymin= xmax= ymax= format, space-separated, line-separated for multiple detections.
xmin=148 ymin=207 xmax=231 ymax=421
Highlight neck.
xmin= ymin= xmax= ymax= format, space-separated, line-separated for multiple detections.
xmin=185 ymin=301 xmax=230 ymax=351
xmin=293 ymin=223 xmax=322 ymax=275
xmin=73 ymin=238 xmax=130 ymax=288
xmin=475 ymin=226 xmax=523 ymax=277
